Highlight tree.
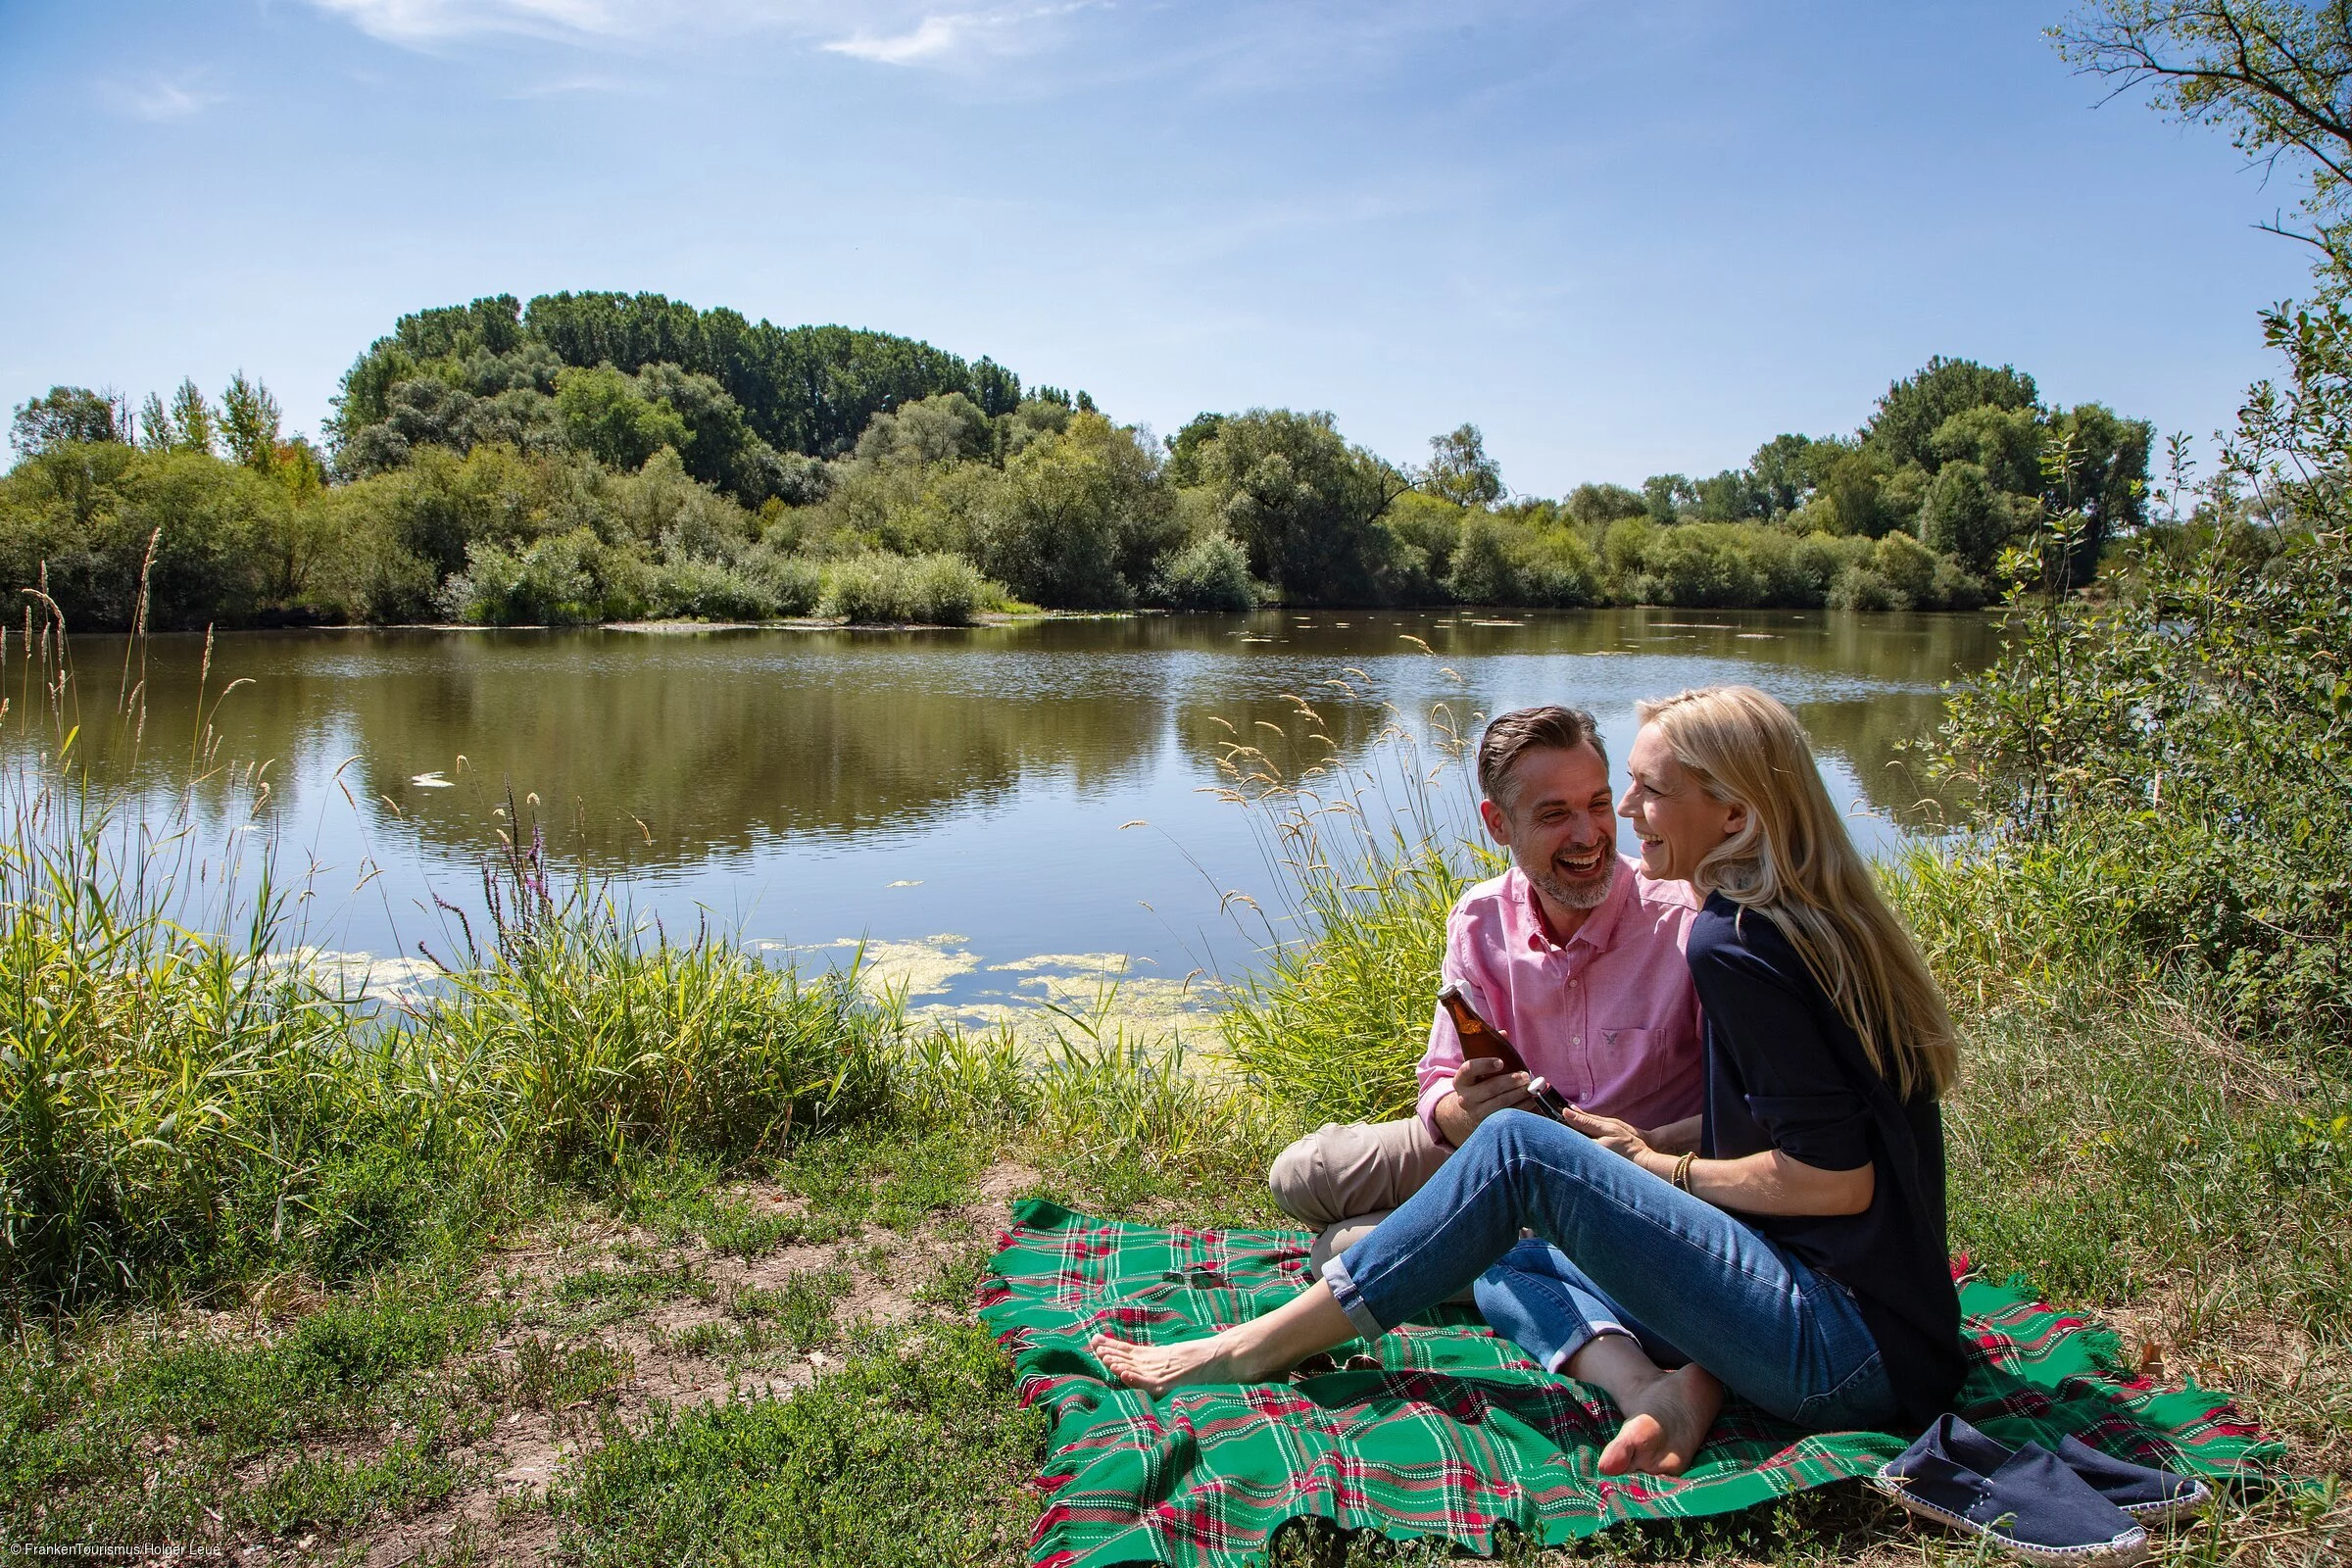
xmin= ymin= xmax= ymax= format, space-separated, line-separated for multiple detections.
xmin=1419 ymin=423 xmax=1504 ymax=508
xmin=555 ymin=365 xmax=689 ymax=471
xmin=1642 ymin=473 xmax=1696 ymax=523
xmin=1162 ymin=413 xmax=1227 ymax=486
xmin=10 ymin=386 xmax=123 ymax=455
xmin=2046 ymin=402 xmax=2154 ymax=584
xmin=523 ymin=291 xmax=1004 ymax=458
xmin=1693 ymin=467 xmax=1768 ymax=522
xmin=1563 ymin=482 xmax=1647 ymax=525
xmin=976 ymin=412 xmax=1141 ymax=608
xmin=327 ymin=294 xmax=524 ymax=449
xmin=1930 ymin=403 xmax=2046 ymax=498
xmin=1866 ymin=357 xmax=2039 ymax=470
xmin=333 ymin=290 xmax=1026 ymax=467
xmin=2056 ymin=3 xmax=2352 ymax=275
xmin=1918 ymin=460 xmax=2017 ymax=575
xmin=631 ymin=362 xmax=778 ymax=498
xmin=160 ymin=379 xmax=218 ymax=457
xmin=852 ymin=392 xmax=994 ymax=469
xmin=220 ymin=371 xmax=284 ymax=472
xmin=1814 ymin=446 xmax=1895 ymax=536
xmin=970 ymin=356 xmax=1022 ymax=416
xmin=1188 ymin=409 xmax=1410 ymax=604
xmin=1445 ymin=514 xmax=1519 ymax=603
xmin=1747 ymin=433 xmax=1824 ymax=517
xmin=0 ymin=441 xmax=288 ymax=628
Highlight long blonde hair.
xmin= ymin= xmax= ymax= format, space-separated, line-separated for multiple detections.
xmin=1638 ymin=684 xmax=1958 ymax=1099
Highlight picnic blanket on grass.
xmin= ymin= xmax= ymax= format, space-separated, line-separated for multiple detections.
xmin=977 ymin=1199 xmax=2283 ymax=1568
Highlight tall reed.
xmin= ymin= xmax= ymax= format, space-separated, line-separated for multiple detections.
xmin=1212 ymin=679 xmax=1494 ymax=1130
xmin=404 ymin=825 xmax=900 ymax=1176
xmin=0 ymin=613 xmax=914 ymax=1305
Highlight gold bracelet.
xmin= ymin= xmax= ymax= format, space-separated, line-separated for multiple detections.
xmin=1672 ymin=1151 xmax=1696 ymax=1193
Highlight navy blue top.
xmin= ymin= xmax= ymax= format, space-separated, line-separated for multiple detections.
xmin=1687 ymin=892 xmax=1965 ymax=1430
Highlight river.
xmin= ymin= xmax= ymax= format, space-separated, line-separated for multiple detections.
xmin=5 ymin=608 xmax=1997 ymax=1037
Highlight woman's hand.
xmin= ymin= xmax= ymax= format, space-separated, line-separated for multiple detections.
xmin=1559 ymin=1100 xmax=1655 ymax=1165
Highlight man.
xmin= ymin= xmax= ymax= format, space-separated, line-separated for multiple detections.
xmin=1267 ymin=705 xmax=1705 ymax=1274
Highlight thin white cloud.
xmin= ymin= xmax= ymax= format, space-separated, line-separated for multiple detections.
xmin=305 ymin=0 xmax=1100 ymax=67
xmin=303 ymin=0 xmax=662 ymax=44
xmin=821 ymin=4 xmax=1098 ymax=69
xmin=824 ymin=15 xmax=968 ymax=65
xmin=304 ymin=0 xmax=914 ymax=46
xmin=100 ymin=74 xmax=228 ymax=121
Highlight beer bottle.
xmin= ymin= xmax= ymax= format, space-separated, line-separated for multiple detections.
xmin=1438 ymin=982 xmax=1574 ymax=1120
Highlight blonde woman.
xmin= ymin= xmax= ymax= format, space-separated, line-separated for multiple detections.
xmin=1093 ymin=685 xmax=1964 ymax=1475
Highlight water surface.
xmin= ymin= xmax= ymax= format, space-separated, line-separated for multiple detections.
xmin=11 ymin=609 xmax=1996 ymax=1030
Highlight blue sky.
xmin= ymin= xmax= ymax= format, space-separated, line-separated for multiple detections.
xmin=0 ymin=0 xmax=2319 ymax=494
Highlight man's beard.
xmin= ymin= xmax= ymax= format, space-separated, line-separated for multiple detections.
xmin=1526 ymin=848 xmax=1617 ymax=910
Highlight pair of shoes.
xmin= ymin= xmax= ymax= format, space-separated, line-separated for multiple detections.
xmin=1873 ymin=1414 xmax=2210 ymax=1565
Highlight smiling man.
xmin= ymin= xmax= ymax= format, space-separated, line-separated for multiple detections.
xmin=1268 ymin=706 xmax=1706 ymax=1273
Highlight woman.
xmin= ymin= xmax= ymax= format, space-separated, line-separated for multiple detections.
xmin=1092 ymin=685 xmax=1965 ymax=1474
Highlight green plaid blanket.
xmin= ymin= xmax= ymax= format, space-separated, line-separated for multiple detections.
xmin=977 ymin=1199 xmax=2282 ymax=1568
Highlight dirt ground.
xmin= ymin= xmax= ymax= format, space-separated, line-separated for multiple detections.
xmin=277 ymin=1161 xmax=1042 ymax=1568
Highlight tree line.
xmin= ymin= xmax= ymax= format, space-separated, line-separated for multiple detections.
xmin=3 ymin=289 xmax=2154 ymax=628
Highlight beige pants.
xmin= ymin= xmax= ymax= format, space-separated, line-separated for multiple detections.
xmin=1267 ymin=1115 xmax=1472 ymax=1296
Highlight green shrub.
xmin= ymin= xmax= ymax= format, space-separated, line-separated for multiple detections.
xmin=820 ymin=553 xmax=988 ymax=625
xmin=743 ymin=547 xmax=824 ymax=615
xmin=1634 ymin=522 xmax=1767 ymax=607
xmin=437 ymin=526 xmax=644 ymax=624
xmin=0 ymin=444 xmax=299 ymax=628
xmin=1936 ymin=514 xmax=2352 ymax=1062
xmin=1827 ymin=562 xmax=1899 ymax=610
xmin=642 ymin=556 xmax=780 ymax=621
xmin=1150 ymin=531 xmax=1256 ymax=611
xmin=1443 ymin=514 xmax=1519 ymax=604
xmin=1511 ymin=528 xmax=1600 ymax=607
xmin=970 ymin=412 xmax=1167 ymax=609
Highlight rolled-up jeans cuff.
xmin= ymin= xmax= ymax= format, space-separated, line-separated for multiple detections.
xmin=1319 ymin=1252 xmax=1388 ymax=1342
xmin=1545 ymin=1320 xmax=1630 ymax=1374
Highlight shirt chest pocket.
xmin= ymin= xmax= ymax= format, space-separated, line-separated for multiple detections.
xmin=1590 ymin=1025 xmax=1665 ymax=1095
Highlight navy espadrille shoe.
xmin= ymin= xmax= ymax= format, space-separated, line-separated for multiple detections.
xmin=1873 ymin=1415 xmax=2150 ymax=1566
xmin=2051 ymin=1433 xmax=2212 ymax=1525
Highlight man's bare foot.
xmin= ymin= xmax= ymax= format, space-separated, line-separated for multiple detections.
xmin=1596 ymin=1364 xmax=1722 ymax=1477
xmin=1090 ymin=1330 xmax=1255 ymax=1396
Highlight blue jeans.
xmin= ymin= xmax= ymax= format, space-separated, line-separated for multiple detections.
xmin=1324 ymin=1110 xmax=1897 ymax=1431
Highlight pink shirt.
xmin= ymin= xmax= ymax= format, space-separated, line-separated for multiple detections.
xmin=1416 ymin=858 xmax=1705 ymax=1142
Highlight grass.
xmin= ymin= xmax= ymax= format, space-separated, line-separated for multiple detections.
xmin=1888 ymin=846 xmax=2352 ymax=1474
xmin=3 ymin=654 xmax=2348 ymax=1563
xmin=553 ymin=1323 xmax=1045 ymax=1568
xmin=0 ymin=1264 xmax=504 ymax=1546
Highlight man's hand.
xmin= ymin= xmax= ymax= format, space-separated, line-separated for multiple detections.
xmin=1561 ymin=1102 xmax=1655 ymax=1165
xmin=1433 ymin=1056 xmax=1537 ymax=1147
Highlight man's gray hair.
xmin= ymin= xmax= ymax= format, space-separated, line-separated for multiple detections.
xmin=1477 ymin=706 xmax=1607 ymax=810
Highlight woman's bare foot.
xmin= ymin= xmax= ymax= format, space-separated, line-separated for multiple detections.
xmin=1090 ymin=1330 xmax=1256 ymax=1396
xmin=1596 ymin=1364 xmax=1722 ymax=1477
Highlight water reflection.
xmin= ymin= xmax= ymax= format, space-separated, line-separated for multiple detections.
xmin=11 ymin=610 xmax=1998 ymax=1010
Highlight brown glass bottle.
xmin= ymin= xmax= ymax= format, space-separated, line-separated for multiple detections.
xmin=1438 ymin=983 xmax=1575 ymax=1120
